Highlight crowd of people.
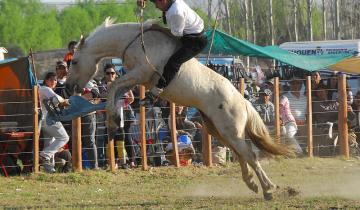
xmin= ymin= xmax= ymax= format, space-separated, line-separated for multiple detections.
xmin=247 ymin=68 xmax=360 ymax=157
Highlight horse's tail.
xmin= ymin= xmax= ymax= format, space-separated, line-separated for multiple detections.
xmin=245 ymin=101 xmax=294 ymax=157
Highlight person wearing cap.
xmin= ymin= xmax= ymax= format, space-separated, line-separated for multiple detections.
xmin=55 ymin=61 xmax=71 ymax=99
xmin=254 ymin=88 xmax=275 ymax=127
xmin=55 ymin=61 xmax=68 ymax=85
xmin=137 ymin=0 xmax=208 ymax=106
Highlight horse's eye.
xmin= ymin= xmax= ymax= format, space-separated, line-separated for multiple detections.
xmin=72 ymin=60 xmax=78 ymax=65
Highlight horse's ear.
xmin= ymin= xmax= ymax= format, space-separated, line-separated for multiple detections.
xmin=79 ymin=35 xmax=85 ymax=49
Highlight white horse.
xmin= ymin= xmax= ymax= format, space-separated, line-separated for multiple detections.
xmin=66 ymin=18 xmax=293 ymax=200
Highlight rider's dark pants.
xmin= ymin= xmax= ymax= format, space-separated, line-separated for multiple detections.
xmin=157 ymin=33 xmax=208 ymax=89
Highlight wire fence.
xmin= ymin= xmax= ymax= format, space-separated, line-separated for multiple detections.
xmin=0 ymin=74 xmax=360 ymax=176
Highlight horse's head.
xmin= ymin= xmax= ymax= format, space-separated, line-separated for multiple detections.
xmin=66 ymin=35 xmax=99 ymax=94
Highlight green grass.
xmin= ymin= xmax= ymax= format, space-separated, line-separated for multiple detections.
xmin=0 ymin=158 xmax=360 ymax=209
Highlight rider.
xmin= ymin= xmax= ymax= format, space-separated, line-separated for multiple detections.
xmin=137 ymin=0 xmax=208 ymax=105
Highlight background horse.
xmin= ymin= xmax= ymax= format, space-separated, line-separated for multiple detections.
xmin=66 ymin=18 xmax=293 ymax=200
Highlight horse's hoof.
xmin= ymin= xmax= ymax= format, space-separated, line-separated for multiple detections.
xmin=249 ymin=183 xmax=259 ymax=194
xmin=263 ymin=192 xmax=273 ymax=201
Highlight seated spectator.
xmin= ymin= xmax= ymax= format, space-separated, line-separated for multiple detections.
xmin=279 ymin=95 xmax=303 ymax=155
xmin=39 ymin=72 xmax=70 ymax=173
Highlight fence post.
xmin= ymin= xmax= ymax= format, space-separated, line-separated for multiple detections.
xmin=202 ymin=130 xmax=212 ymax=167
xmin=338 ymin=74 xmax=349 ymax=159
xmin=107 ymin=140 xmax=116 ymax=171
xmin=170 ymin=102 xmax=180 ymax=167
xmin=239 ymin=78 xmax=245 ymax=96
xmin=140 ymin=86 xmax=148 ymax=170
xmin=32 ymin=86 xmax=39 ymax=173
xmin=273 ymin=77 xmax=281 ymax=143
xmin=108 ymin=126 xmax=116 ymax=172
xmin=72 ymin=117 xmax=82 ymax=172
xmin=306 ymin=76 xmax=313 ymax=157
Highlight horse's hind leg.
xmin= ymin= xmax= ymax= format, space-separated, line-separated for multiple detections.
xmin=229 ymin=138 xmax=277 ymax=200
xmin=200 ymin=113 xmax=259 ymax=194
xmin=238 ymin=155 xmax=259 ymax=194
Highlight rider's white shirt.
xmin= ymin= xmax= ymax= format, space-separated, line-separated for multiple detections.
xmin=166 ymin=0 xmax=204 ymax=37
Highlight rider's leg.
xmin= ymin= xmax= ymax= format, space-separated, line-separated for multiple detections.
xmin=140 ymin=34 xmax=208 ymax=106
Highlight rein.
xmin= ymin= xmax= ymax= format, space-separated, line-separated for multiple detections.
xmin=121 ymin=9 xmax=166 ymax=83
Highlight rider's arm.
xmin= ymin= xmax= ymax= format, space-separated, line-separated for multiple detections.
xmin=168 ymin=14 xmax=185 ymax=37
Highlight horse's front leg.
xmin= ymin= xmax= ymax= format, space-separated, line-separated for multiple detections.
xmin=106 ymin=71 xmax=145 ymax=139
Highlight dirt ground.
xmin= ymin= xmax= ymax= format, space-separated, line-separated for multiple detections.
xmin=0 ymin=157 xmax=359 ymax=209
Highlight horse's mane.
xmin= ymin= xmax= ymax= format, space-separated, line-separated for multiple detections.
xmin=87 ymin=17 xmax=157 ymax=41
xmin=87 ymin=17 xmax=117 ymax=40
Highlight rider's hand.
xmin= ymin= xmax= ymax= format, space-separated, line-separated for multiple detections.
xmin=137 ymin=0 xmax=146 ymax=8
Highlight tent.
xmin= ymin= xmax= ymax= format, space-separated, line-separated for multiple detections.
xmin=329 ymin=57 xmax=360 ymax=74
xmin=204 ymin=29 xmax=352 ymax=72
xmin=0 ymin=57 xmax=36 ymax=131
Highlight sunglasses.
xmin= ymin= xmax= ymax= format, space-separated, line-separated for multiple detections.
xmin=106 ymin=72 xmax=116 ymax=75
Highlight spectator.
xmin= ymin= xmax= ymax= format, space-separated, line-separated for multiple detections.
xmin=98 ymin=64 xmax=136 ymax=169
xmin=254 ymin=88 xmax=275 ymax=127
xmin=81 ymin=80 xmax=100 ymax=169
xmin=174 ymin=106 xmax=197 ymax=138
xmin=311 ymin=71 xmax=323 ymax=91
xmin=54 ymin=61 xmax=71 ymax=98
xmin=326 ymin=73 xmax=338 ymax=101
xmin=39 ymin=72 xmax=70 ymax=173
xmin=312 ymin=83 xmax=339 ymax=125
xmin=279 ymin=95 xmax=303 ymax=155
xmin=312 ymin=84 xmax=357 ymax=152
xmin=283 ymin=77 xmax=307 ymax=151
xmin=64 ymin=41 xmax=77 ymax=67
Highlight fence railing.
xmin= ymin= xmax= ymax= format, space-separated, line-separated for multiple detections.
xmin=0 ymin=74 xmax=358 ymax=176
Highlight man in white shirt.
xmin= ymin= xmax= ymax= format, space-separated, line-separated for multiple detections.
xmin=137 ymin=0 xmax=208 ymax=105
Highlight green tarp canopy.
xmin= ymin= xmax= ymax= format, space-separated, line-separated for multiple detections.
xmin=204 ymin=29 xmax=352 ymax=71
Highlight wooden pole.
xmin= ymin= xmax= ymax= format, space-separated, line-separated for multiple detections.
xmin=107 ymin=111 xmax=116 ymax=172
xmin=72 ymin=117 xmax=82 ymax=172
xmin=338 ymin=74 xmax=349 ymax=158
xmin=29 ymin=49 xmax=40 ymax=173
xmin=274 ymin=77 xmax=281 ymax=143
xmin=239 ymin=78 xmax=245 ymax=96
xmin=306 ymin=76 xmax=313 ymax=157
xmin=170 ymin=103 xmax=180 ymax=167
xmin=202 ymin=129 xmax=212 ymax=167
xmin=140 ymin=85 xmax=148 ymax=170
xmin=32 ymin=86 xmax=39 ymax=173
xmin=108 ymin=135 xmax=116 ymax=172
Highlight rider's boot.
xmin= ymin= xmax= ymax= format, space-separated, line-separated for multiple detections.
xmin=139 ymin=87 xmax=163 ymax=106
